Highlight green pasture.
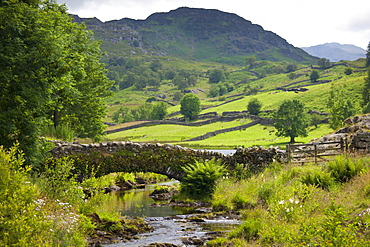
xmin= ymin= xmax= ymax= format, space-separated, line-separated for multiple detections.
xmin=105 ymin=118 xmax=332 ymax=149
xmin=179 ymin=123 xmax=332 ymax=149
xmin=105 ymin=118 xmax=253 ymax=143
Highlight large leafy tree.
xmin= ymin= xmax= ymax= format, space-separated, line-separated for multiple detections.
xmin=0 ymin=0 xmax=112 ymax=165
xmin=327 ymin=86 xmax=358 ymax=130
xmin=362 ymin=68 xmax=370 ymax=110
xmin=180 ymin=94 xmax=201 ymax=121
xmin=273 ymin=99 xmax=310 ymax=143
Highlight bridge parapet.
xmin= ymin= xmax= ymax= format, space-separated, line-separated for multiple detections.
xmin=50 ymin=141 xmax=285 ymax=181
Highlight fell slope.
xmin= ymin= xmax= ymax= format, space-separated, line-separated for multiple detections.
xmin=73 ymin=7 xmax=317 ymax=64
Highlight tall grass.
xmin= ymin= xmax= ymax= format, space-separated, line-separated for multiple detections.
xmin=209 ymin=155 xmax=370 ymax=245
xmin=42 ymin=123 xmax=75 ymax=141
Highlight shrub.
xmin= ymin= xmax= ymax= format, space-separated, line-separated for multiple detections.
xmin=115 ymin=172 xmax=136 ymax=185
xmin=0 ymin=146 xmax=51 ymax=246
xmin=35 ymin=157 xmax=84 ymax=205
xmin=229 ymin=218 xmax=260 ymax=241
xmin=298 ymin=202 xmax=367 ymax=246
xmin=231 ymin=194 xmax=256 ymax=210
xmin=229 ymin=163 xmax=252 ymax=181
xmin=180 ymin=159 xmax=225 ymax=201
xmin=327 ymin=155 xmax=367 ymax=183
xmin=300 ymin=167 xmax=335 ymax=189
xmin=247 ymin=98 xmax=263 ymax=115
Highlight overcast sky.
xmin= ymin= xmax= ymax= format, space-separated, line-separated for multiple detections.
xmin=56 ymin=0 xmax=370 ymax=49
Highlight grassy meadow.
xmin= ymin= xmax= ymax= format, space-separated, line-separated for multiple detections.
xmin=101 ymin=58 xmax=367 ymax=150
xmin=207 ymin=155 xmax=370 ymax=246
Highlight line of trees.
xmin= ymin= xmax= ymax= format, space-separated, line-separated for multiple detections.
xmin=112 ymin=102 xmax=168 ymax=123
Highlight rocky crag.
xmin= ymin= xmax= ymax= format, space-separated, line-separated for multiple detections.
xmin=73 ymin=7 xmax=317 ymax=63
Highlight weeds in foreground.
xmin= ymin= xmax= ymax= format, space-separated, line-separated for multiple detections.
xmin=210 ymin=155 xmax=370 ymax=246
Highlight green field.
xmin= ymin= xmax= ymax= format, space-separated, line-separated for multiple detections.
xmin=105 ymin=119 xmax=253 ymax=143
xmin=105 ymin=120 xmax=332 ymax=149
xmin=102 ymin=58 xmax=367 ymax=149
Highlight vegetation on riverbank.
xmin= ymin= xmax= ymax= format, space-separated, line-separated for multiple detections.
xmin=206 ymin=155 xmax=370 ymax=246
xmin=0 ymin=145 xmax=169 ymax=246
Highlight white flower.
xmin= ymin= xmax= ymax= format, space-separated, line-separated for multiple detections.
xmin=279 ymin=200 xmax=285 ymax=205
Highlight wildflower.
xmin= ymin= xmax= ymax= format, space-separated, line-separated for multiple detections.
xmin=279 ymin=200 xmax=285 ymax=205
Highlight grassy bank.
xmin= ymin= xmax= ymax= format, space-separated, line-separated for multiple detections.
xmin=207 ymin=155 xmax=370 ymax=246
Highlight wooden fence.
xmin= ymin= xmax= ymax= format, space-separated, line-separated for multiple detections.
xmin=286 ymin=138 xmax=348 ymax=164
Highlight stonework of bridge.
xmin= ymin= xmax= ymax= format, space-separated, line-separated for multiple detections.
xmin=51 ymin=141 xmax=285 ymax=181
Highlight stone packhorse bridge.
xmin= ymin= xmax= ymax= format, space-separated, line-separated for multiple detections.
xmin=51 ymin=141 xmax=285 ymax=181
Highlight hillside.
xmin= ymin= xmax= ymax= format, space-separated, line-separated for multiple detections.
xmin=301 ymin=42 xmax=366 ymax=62
xmin=101 ymin=59 xmax=368 ymax=149
xmin=73 ymin=7 xmax=317 ymax=64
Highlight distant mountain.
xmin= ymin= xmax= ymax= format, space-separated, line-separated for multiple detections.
xmin=73 ymin=7 xmax=317 ymax=64
xmin=301 ymin=43 xmax=366 ymax=62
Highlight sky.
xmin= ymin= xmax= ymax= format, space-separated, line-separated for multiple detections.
xmin=56 ymin=0 xmax=370 ymax=49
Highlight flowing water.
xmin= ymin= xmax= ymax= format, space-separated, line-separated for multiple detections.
xmin=102 ymin=180 xmax=239 ymax=246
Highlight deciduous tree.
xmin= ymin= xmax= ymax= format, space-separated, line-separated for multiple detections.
xmin=310 ymin=70 xmax=320 ymax=82
xmin=0 ymin=0 xmax=112 ymax=165
xmin=318 ymin=58 xmax=331 ymax=68
xmin=273 ymin=100 xmax=310 ymax=143
xmin=208 ymin=68 xmax=224 ymax=84
xmin=180 ymin=94 xmax=201 ymax=121
xmin=327 ymin=86 xmax=358 ymax=130
xmin=247 ymin=98 xmax=263 ymax=115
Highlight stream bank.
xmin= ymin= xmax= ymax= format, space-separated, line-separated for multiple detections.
xmin=89 ymin=181 xmax=239 ymax=246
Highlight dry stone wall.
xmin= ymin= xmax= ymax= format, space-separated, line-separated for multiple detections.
xmin=50 ymin=141 xmax=285 ymax=180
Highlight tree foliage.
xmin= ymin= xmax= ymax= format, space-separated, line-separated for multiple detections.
xmin=318 ymin=58 xmax=331 ymax=68
xmin=208 ymin=68 xmax=225 ymax=84
xmin=0 ymin=0 xmax=112 ymax=164
xmin=310 ymin=70 xmax=320 ymax=82
xmin=273 ymin=99 xmax=310 ymax=143
xmin=112 ymin=102 xmax=168 ymax=124
xmin=247 ymin=98 xmax=263 ymax=115
xmin=180 ymin=94 xmax=201 ymax=121
xmin=366 ymin=41 xmax=370 ymax=68
xmin=327 ymin=85 xmax=358 ymax=130
xmin=362 ymin=68 xmax=370 ymax=108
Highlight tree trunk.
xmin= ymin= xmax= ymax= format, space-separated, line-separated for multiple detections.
xmin=290 ymin=136 xmax=295 ymax=143
xmin=53 ymin=109 xmax=59 ymax=129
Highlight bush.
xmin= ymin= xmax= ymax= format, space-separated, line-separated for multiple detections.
xmin=231 ymin=194 xmax=256 ymax=210
xmin=0 ymin=146 xmax=50 ymax=246
xmin=180 ymin=159 xmax=225 ymax=200
xmin=229 ymin=218 xmax=260 ymax=241
xmin=247 ymin=98 xmax=263 ymax=115
xmin=35 ymin=157 xmax=84 ymax=205
xmin=300 ymin=167 xmax=335 ymax=189
xmin=298 ymin=202 xmax=367 ymax=246
xmin=327 ymin=155 xmax=367 ymax=183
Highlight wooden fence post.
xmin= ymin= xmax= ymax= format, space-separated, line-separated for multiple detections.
xmin=314 ymin=144 xmax=317 ymax=164
xmin=286 ymin=144 xmax=291 ymax=163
